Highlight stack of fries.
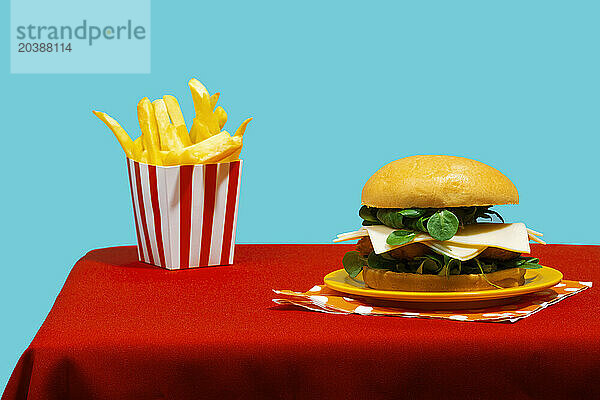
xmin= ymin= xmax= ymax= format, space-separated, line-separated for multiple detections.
xmin=93 ymin=78 xmax=251 ymax=166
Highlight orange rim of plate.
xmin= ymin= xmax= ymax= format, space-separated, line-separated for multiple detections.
xmin=323 ymin=266 xmax=563 ymax=302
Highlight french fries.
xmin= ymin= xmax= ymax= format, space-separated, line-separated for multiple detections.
xmin=189 ymin=120 xmax=212 ymax=143
xmin=92 ymin=111 xmax=135 ymax=158
xmin=93 ymin=78 xmax=251 ymax=166
xmin=132 ymin=137 xmax=144 ymax=160
xmin=137 ymin=97 xmax=162 ymax=165
xmin=163 ymin=95 xmax=192 ymax=147
xmin=210 ymin=93 xmax=220 ymax=109
xmin=222 ymin=117 xmax=252 ymax=162
xmin=234 ymin=117 xmax=253 ymax=137
xmin=152 ymin=99 xmax=185 ymax=151
xmin=164 ymin=131 xmax=242 ymax=166
xmin=215 ymin=106 xmax=227 ymax=130
xmin=189 ymin=78 xmax=220 ymax=136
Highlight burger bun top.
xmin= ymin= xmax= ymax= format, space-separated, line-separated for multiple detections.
xmin=361 ymin=155 xmax=519 ymax=209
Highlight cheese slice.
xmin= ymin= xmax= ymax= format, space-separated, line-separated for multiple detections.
xmin=424 ymin=242 xmax=486 ymax=261
xmin=442 ymin=223 xmax=531 ymax=253
xmin=364 ymin=223 xmax=532 ymax=261
xmin=333 ymin=227 xmax=368 ymax=242
xmin=364 ymin=224 xmax=431 ymax=254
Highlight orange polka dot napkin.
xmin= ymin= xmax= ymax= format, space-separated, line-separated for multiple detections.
xmin=273 ymin=280 xmax=592 ymax=323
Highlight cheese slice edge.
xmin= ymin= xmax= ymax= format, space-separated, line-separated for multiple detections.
xmin=364 ymin=223 xmax=532 ymax=261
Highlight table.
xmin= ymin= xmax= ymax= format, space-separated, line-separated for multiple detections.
xmin=3 ymin=244 xmax=600 ymax=400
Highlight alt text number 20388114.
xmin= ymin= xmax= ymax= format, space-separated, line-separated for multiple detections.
xmin=17 ymin=42 xmax=72 ymax=53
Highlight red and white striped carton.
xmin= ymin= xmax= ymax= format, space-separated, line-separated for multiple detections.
xmin=126 ymin=158 xmax=242 ymax=270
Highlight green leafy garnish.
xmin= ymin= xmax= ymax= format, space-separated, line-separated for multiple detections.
xmin=416 ymin=216 xmax=429 ymax=232
xmin=399 ymin=208 xmax=426 ymax=218
xmin=359 ymin=206 xmax=503 ymax=242
xmin=474 ymin=258 xmax=503 ymax=289
xmin=376 ymin=209 xmax=404 ymax=229
xmin=481 ymin=209 xmax=505 ymax=223
xmin=359 ymin=205 xmax=379 ymax=223
xmin=453 ymin=206 xmax=505 ymax=224
xmin=416 ymin=258 xmax=440 ymax=274
xmin=342 ymin=251 xmax=366 ymax=278
xmin=505 ymin=256 xmax=543 ymax=269
xmin=386 ymin=230 xmax=416 ymax=246
xmin=361 ymin=220 xmax=381 ymax=226
xmin=426 ymin=210 xmax=459 ymax=241
xmin=447 ymin=258 xmax=462 ymax=275
xmin=352 ymin=250 xmax=537 ymax=278
xmin=367 ymin=252 xmax=395 ymax=269
xmin=520 ymin=263 xmax=543 ymax=269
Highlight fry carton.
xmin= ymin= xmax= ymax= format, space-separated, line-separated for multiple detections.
xmin=126 ymin=158 xmax=242 ymax=269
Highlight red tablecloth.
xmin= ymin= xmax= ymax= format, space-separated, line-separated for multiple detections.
xmin=3 ymin=244 xmax=600 ymax=400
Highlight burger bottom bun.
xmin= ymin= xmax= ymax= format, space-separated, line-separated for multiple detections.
xmin=362 ymin=265 xmax=526 ymax=292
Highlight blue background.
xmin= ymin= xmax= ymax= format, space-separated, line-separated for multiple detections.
xmin=2 ymin=0 xmax=599 ymax=392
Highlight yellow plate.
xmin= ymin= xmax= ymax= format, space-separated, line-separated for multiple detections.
xmin=323 ymin=267 xmax=563 ymax=302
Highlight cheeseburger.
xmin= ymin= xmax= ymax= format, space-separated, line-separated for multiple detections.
xmin=334 ymin=155 xmax=546 ymax=292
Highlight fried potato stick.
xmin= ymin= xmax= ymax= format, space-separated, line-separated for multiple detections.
xmin=92 ymin=111 xmax=135 ymax=158
xmin=139 ymin=150 xmax=148 ymax=164
xmin=189 ymin=79 xmax=220 ymax=137
xmin=152 ymin=99 xmax=184 ymax=151
xmin=210 ymin=93 xmax=220 ymax=110
xmin=223 ymin=117 xmax=252 ymax=162
xmin=215 ymin=106 xmax=227 ymax=130
xmin=132 ymin=137 xmax=144 ymax=161
xmin=164 ymin=131 xmax=242 ymax=166
xmin=137 ymin=97 xmax=162 ymax=165
xmin=163 ymin=95 xmax=192 ymax=147
xmin=189 ymin=119 xmax=212 ymax=143
xmin=234 ymin=117 xmax=252 ymax=137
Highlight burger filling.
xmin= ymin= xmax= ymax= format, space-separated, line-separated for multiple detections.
xmin=356 ymin=237 xmax=520 ymax=261
xmin=342 ymin=205 xmax=542 ymax=279
xmin=349 ymin=236 xmax=536 ymax=275
xmin=359 ymin=205 xmax=504 ymax=241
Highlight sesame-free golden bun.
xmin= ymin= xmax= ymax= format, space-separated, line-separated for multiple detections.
xmin=361 ymin=155 xmax=519 ymax=209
